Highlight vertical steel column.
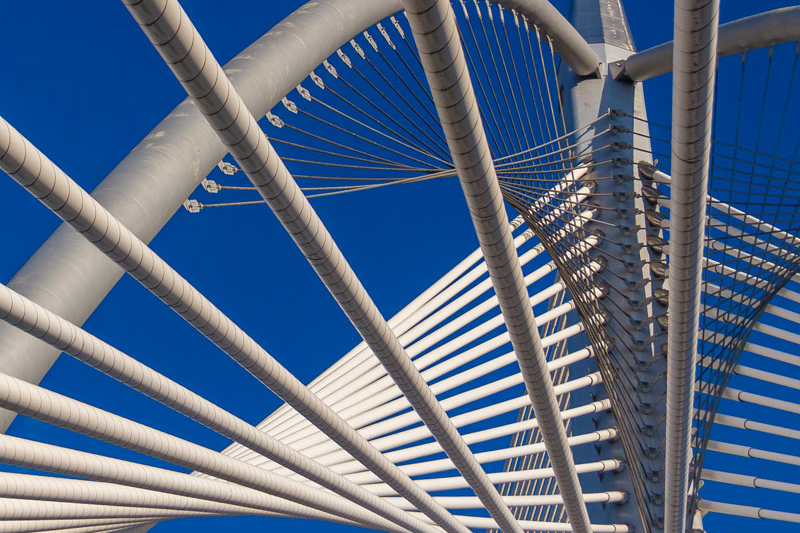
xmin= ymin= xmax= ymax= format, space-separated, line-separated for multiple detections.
xmin=560 ymin=1 xmax=668 ymax=531
xmin=666 ymin=1 xmax=719 ymax=532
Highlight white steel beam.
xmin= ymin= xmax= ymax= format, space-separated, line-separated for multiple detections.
xmin=333 ymin=398 xmax=610 ymax=476
xmin=666 ymin=0 xmax=720 ymax=531
xmin=363 ymin=459 xmax=623 ymax=495
xmin=697 ymin=499 xmax=800 ymax=524
xmin=14 ymin=524 xmax=154 ymax=533
xmin=386 ymin=491 xmax=626 ymax=510
xmin=265 ymin=278 xmax=597 ymax=457
xmin=705 ymin=410 xmax=800 ymax=441
xmin=0 ymin=283 xmax=438 ymax=533
xmin=0 ymin=435 xmax=368 ymax=529
xmin=0 ymin=518 xmax=150 ymax=533
xmin=0 ymin=473 xmax=280 ymax=516
xmin=621 ymin=7 xmax=800 ymax=82
xmin=264 ymin=221 xmax=536 ymax=435
xmin=410 ymin=514 xmax=628 ymax=533
xmin=259 ymin=215 xmax=527 ymax=429
xmin=638 ymin=165 xmax=800 ymax=264
xmin=719 ymin=385 xmax=800 ymax=415
xmin=698 ymin=356 xmax=800 ymax=391
xmin=0 ymin=499 xmax=216 ymax=521
xmin=401 ymin=1 xmax=592 ymax=532
xmin=0 ymin=372 xmax=402 ymax=533
xmin=298 ymin=371 xmax=604 ymax=472
xmin=344 ymin=429 xmax=616 ymax=484
xmin=705 ymin=440 xmax=800 ymax=467
xmin=0 ymin=0 xmax=402 ymax=435
xmin=489 ymin=0 xmax=601 ymax=76
xmin=701 ymin=469 xmax=800 ymax=495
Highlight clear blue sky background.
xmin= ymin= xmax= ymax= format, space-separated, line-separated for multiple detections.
xmin=0 ymin=1 xmax=797 ymax=532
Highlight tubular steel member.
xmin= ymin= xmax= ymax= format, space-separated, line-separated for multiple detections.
xmin=121 ymin=1 xmax=518 ymax=533
xmin=402 ymin=1 xmax=592 ymax=533
xmin=666 ymin=1 xmax=719 ymax=532
xmin=0 ymin=278 xmax=439 ymax=533
xmin=617 ymin=6 xmax=800 ymax=82
xmin=490 ymin=0 xmax=601 ymax=77
xmin=558 ymin=1 xmax=666 ymax=532
xmin=0 ymin=0 xmax=402 ymax=434
xmin=0 ymin=472 xmax=300 ymax=517
xmin=0 ymin=371 xmax=407 ymax=533
xmin=0 ymin=435 xmax=369 ymax=528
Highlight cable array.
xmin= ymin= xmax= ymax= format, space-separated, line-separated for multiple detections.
xmin=624 ymin=40 xmax=800 ymax=527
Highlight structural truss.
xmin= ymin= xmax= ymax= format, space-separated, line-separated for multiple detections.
xmin=0 ymin=1 xmax=799 ymax=532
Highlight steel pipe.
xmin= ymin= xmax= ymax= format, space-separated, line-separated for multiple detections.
xmin=490 ymin=0 xmax=601 ymax=76
xmin=697 ymin=499 xmax=800 ymax=524
xmin=706 ymin=440 xmax=800 ymax=467
xmin=701 ymin=469 xmax=800 ymax=495
xmin=0 ymin=499 xmax=215 ymax=521
xmin=0 ymin=473 xmax=279 ymax=516
xmin=0 ymin=435 xmax=362 ymax=528
xmin=0 ymin=518 xmax=149 ymax=533
xmin=720 ymin=385 xmax=800 ymax=415
xmin=620 ymin=7 xmax=800 ymax=81
xmin=665 ymin=0 xmax=720 ymax=531
xmin=363 ymin=459 xmax=623 ymax=495
xmin=705 ymin=410 xmax=800 ymax=441
xmin=401 ymin=0 xmax=592 ymax=531
xmin=0 ymin=108 xmax=449 ymax=533
xmin=386 ymin=491 xmax=626 ymax=510
xmin=0 ymin=372 xmax=403 ymax=533
xmin=0 ymin=282 xmax=438 ymax=533
xmin=255 ymin=217 xmax=527 ymax=435
xmin=308 ymin=371 xmax=604 ymax=473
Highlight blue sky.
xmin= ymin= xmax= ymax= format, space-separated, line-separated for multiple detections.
xmin=0 ymin=1 xmax=798 ymax=532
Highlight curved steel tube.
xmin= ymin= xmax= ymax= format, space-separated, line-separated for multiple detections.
xmin=0 ymin=371 xmax=402 ymax=533
xmin=666 ymin=0 xmax=719 ymax=532
xmin=620 ymin=6 xmax=799 ymax=82
xmin=490 ymin=0 xmax=601 ymax=76
xmin=0 ymin=0 xmax=402 ymax=433
xmin=401 ymin=1 xmax=592 ymax=532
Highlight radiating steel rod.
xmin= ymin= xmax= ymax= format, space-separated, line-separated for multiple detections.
xmin=0 ymin=281 xmax=437 ymax=533
xmin=0 ymin=435 xmax=361 ymax=528
xmin=401 ymin=1 xmax=592 ymax=532
xmin=0 ymin=113 xmax=437 ymax=533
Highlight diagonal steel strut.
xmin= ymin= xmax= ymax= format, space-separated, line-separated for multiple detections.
xmin=401 ymin=1 xmax=593 ymax=532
